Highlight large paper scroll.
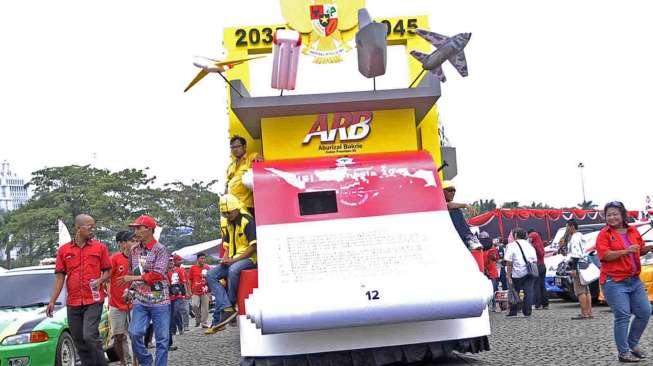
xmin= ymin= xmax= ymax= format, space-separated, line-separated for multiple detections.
xmin=245 ymin=211 xmax=494 ymax=335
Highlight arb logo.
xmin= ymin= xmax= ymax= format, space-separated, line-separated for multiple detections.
xmin=303 ymin=111 xmax=373 ymax=145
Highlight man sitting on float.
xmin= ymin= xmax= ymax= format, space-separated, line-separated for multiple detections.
xmin=442 ymin=180 xmax=482 ymax=250
xmin=205 ymin=194 xmax=257 ymax=334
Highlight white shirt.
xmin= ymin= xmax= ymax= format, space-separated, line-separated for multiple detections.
xmin=567 ymin=232 xmax=585 ymax=260
xmin=504 ymin=239 xmax=537 ymax=278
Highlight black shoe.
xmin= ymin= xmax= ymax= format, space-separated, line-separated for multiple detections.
xmin=506 ymin=313 xmax=517 ymax=317
xmin=169 ymin=346 xmax=178 ymax=351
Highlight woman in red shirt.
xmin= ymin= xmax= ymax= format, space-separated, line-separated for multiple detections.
xmin=596 ymin=201 xmax=652 ymax=363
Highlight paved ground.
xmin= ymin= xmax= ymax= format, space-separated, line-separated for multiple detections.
xmin=123 ymin=298 xmax=653 ymax=365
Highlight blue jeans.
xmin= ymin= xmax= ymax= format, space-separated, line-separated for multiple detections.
xmin=207 ymin=259 xmax=256 ymax=326
xmin=490 ymin=278 xmax=498 ymax=308
xmin=509 ymin=275 xmax=534 ymax=316
xmin=129 ymin=304 xmax=170 ymax=366
xmin=499 ymin=265 xmax=508 ymax=290
xmin=169 ymin=299 xmax=184 ymax=345
xmin=604 ymin=276 xmax=651 ymax=355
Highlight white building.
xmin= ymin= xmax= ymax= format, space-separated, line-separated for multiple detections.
xmin=0 ymin=160 xmax=28 ymax=212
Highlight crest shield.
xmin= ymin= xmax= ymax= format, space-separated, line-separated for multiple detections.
xmin=310 ymin=4 xmax=338 ymax=37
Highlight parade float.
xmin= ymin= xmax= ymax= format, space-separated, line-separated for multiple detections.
xmin=186 ymin=1 xmax=492 ymax=364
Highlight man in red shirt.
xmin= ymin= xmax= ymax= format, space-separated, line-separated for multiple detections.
xmin=47 ymin=214 xmax=111 ymax=366
xmin=119 ymin=215 xmax=170 ymax=366
xmin=109 ymin=231 xmax=139 ymax=366
xmin=187 ymin=253 xmax=210 ymax=328
xmin=528 ymin=229 xmax=549 ymax=310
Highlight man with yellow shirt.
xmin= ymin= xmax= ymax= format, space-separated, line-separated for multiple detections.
xmin=205 ymin=194 xmax=257 ymax=334
xmin=225 ymin=136 xmax=263 ymax=217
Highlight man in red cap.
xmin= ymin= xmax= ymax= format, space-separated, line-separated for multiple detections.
xmin=118 ymin=215 xmax=170 ymax=366
xmin=47 ymin=214 xmax=111 ymax=366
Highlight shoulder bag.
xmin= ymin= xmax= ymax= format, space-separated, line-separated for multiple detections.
xmin=516 ymin=240 xmax=539 ymax=278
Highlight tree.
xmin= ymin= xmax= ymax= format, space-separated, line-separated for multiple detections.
xmin=577 ymin=200 xmax=598 ymax=210
xmin=6 ymin=165 xmax=221 ymax=266
xmin=526 ymin=202 xmax=553 ymax=209
xmin=154 ymin=181 xmax=221 ymax=248
xmin=470 ymin=199 xmax=497 ymax=216
xmin=0 ymin=212 xmax=11 ymax=268
xmin=501 ymin=201 xmax=520 ymax=209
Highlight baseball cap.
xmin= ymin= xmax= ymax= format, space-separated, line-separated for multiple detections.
xmin=172 ymin=254 xmax=183 ymax=262
xmin=128 ymin=215 xmax=157 ymax=229
xmin=219 ymin=194 xmax=242 ymax=213
xmin=442 ymin=180 xmax=455 ymax=190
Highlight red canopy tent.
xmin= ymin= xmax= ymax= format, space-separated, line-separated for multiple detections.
xmin=467 ymin=208 xmax=649 ymax=242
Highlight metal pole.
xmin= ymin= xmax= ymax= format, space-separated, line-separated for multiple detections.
xmin=409 ymin=69 xmax=426 ymax=88
xmin=578 ymin=163 xmax=586 ymax=203
xmin=217 ymin=71 xmax=243 ymax=98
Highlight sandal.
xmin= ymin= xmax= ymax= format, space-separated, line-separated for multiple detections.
xmin=619 ymin=351 xmax=641 ymax=363
xmin=571 ymin=315 xmax=590 ymax=320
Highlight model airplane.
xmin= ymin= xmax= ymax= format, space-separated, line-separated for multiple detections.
xmin=410 ymin=29 xmax=471 ymax=83
xmin=183 ymin=55 xmax=265 ymax=93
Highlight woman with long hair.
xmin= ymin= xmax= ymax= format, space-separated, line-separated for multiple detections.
xmin=596 ymin=201 xmax=652 ymax=363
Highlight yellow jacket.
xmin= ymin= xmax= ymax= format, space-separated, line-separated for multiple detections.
xmin=225 ymin=152 xmax=260 ymax=208
xmin=222 ymin=210 xmax=257 ymax=264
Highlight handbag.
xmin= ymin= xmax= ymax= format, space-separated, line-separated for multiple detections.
xmin=516 ymin=240 xmax=539 ymax=278
xmin=508 ymin=288 xmax=522 ymax=305
xmin=577 ymin=258 xmax=600 ymax=285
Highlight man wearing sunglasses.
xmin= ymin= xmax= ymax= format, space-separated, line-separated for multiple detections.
xmin=205 ymin=194 xmax=257 ymax=334
xmin=225 ymin=135 xmax=263 ymax=218
xmin=48 ymin=214 xmax=112 ymax=366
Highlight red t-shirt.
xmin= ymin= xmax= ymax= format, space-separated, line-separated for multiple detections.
xmin=597 ymin=225 xmax=644 ymax=284
xmin=55 ymin=240 xmax=111 ymax=306
xmin=109 ymin=252 xmax=131 ymax=311
xmin=167 ymin=267 xmax=187 ymax=300
xmin=483 ymin=247 xmax=499 ymax=279
xmin=188 ymin=264 xmax=209 ymax=296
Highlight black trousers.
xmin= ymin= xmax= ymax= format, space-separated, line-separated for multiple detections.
xmin=534 ymin=264 xmax=549 ymax=308
xmin=67 ymin=302 xmax=108 ymax=366
xmin=509 ymin=275 xmax=535 ymax=316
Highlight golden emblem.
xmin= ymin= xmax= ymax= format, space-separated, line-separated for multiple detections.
xmin=280 ymin=0 xmax=365 ymax=63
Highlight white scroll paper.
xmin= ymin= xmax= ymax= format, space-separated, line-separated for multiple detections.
xmin=246 ymin=211 xmax=494 ymax=335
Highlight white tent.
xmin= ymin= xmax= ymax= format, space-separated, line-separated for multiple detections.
xmin=173 ymin=239 xmax=223 ymax=262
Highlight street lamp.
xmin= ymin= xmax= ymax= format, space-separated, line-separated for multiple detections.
xmin=578 ymin=162 xmax=586 ymax=203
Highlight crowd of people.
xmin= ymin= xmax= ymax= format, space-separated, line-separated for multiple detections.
xmin=45 ymin=136 xmax=260 ymax=366
xmin=448 ymin=183 xmax=653 ymax=363
xmin=40 ymin=137 xmax=653 ymax=364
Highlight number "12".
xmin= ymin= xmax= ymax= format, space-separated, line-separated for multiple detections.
xmin=365 ymin=290 xmax=380 ymax=300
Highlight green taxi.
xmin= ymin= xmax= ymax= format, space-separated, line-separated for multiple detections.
xmin=0 ymin=265 xmax=115 ymax=366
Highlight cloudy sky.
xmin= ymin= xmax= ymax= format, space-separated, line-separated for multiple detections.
xmin=1 ymin=0 xmax=652 ymax=210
